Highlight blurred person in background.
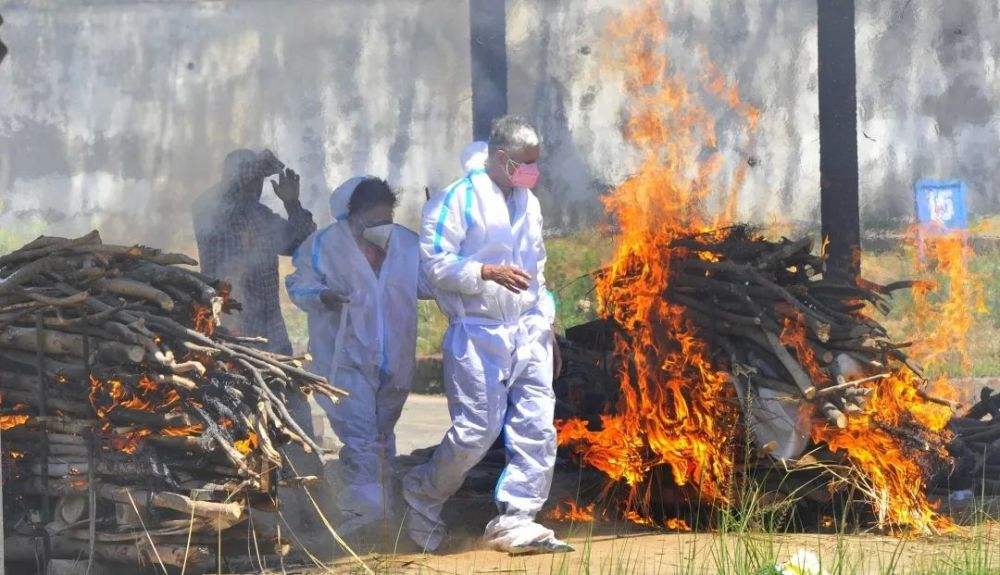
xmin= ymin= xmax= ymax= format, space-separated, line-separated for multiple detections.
xmin=286 ymin=176 xmax=431 ymax=546
xmin=193 ymin=148 xmax=316 ymax=354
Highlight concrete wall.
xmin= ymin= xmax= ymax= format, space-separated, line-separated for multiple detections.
xmin=0 ymin=0 xmax=473 ymax=248
xmin=509 ymin=0 xmax=999 ymax=229
xmin=0 ymin=1 xmax=997 ymax=250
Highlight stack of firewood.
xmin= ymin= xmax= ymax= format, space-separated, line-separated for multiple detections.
xmin=553 ymin=225 xmax=962 ymax=531
xmin=662 ymin=225 xmax=949 ymax=429
xmin=945 ymin=387 xmax=1000 ymax=495
xmin=0 ymin=231 xmax=342 ymax=570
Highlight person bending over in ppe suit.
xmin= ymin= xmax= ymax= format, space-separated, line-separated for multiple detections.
xmin=401 ymin=115 xmax=570 ymax=555
xmin=286 ymin=176 xmax=431 ymax=544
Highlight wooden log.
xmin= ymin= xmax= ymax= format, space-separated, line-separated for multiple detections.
xmin=61 ymin=243 xmax=197 ymax=267
xmin=815 ymin=373 xmax=889 ymax=396
xmin=755 ymin=237 xmax=813 ymax=270
xmin=145 ymin=434 xmax=216 ymax=453
xmin=126 ymin=262 xmax=218 ymax=304
xmin=3 ymin=534 xmax=210 ymax=568
xmin=94 ymin=484 xmax=244 ymax=525
xmin=762 ymin=330 xmax=816 ymax=399
xmin=20 ymin=290 xmax=90 ymax=308
xmin=820 ymin=402 xmax=848 ymax=428
xmin=671 ymin=292 xmax=762 ymax=326
xmin=0 ymin=256 xmax=73 ymax=294
xmin=150 ymin=372 xmax=197 ymax=391
xmin=0 ymin=230 xmax=101 ymax=268
xmin=29 ymin=457 xmax=159 ymax=478
xmin=92 ymin=278 xmax=175 ymax=312
xmin=0 ymin=326 xmax=144 ymax=363
xmin=107 ymin=409 xmax=194 ymax=429
xmin=3 ymin=430 xmax=88 ymax=446
xmin=0 ymin=349 xmax=86 ymax=378
xmin=28 ymin=416 xmax=97 ymax=435
xmin=2 ymin=390 xmax=92 ymax=416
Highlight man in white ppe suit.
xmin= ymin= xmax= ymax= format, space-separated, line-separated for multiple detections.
xmin=402 ymin=115 xmax=570 ymax=555
xmin=286 ymin=176 xmax=430 ymax=544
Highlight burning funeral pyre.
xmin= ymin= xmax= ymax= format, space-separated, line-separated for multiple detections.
xmin=0 ymin=230 xmax=342 ymax=569
xmin=556 ymin=227 xmax=958 ymax=534
xmin=548 ymin=2 xmax=975 ymax=537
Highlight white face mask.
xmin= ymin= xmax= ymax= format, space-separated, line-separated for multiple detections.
xmin=361 ymin=223 xmax=394 ymax=251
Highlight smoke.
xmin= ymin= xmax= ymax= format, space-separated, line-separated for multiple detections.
xmin=3 ymin=1 xmax=998 ymax=253
xmin=0 ymin=1 xmax=473 ymax=251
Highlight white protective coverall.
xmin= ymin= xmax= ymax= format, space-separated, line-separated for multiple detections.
xmin=401 ymin=142 xmax=562 ymax=552
xmin=286 ymin=178 xmax=429 ymax=531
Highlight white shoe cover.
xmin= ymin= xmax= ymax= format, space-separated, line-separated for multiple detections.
xmin=483 ymin=514 xmax=564 ymax=553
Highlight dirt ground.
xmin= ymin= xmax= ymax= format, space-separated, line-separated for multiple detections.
xmin=290 ymin=524 xmax=996 ymax=575
xmin=277 ymin=395 xmax=1000 ymax=575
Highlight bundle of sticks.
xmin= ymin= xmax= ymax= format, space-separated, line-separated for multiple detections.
xmin=946 ymin=387 xmax=1000 ymax=495
xmin=665 ymin=225 xmax=947 ymax=430
xmin=0 ymin=230 xmax=343 ymax=569
xmin=554 ymin=225 xmax=960 ymax=531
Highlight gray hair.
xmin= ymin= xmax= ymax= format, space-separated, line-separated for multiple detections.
xmin=488 ymin=115 xmax=540 ymax=155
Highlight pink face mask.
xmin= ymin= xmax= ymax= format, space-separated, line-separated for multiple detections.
xmin=506 ymin=160 xmax=540 ymax=189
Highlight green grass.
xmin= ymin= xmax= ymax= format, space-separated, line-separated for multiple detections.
xmin=0 ymin=219 xmax=48 ymax=254
xmin=862 ymin=243 xmax=1000 ymax=379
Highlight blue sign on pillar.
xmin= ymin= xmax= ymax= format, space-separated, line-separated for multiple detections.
xmin=915 ymin=180 xmax=968 ymax=232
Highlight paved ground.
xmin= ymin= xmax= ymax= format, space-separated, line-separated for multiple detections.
xmin=307 ymin=393 xmax=452 ymax=455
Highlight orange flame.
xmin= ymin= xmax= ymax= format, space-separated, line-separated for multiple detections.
xmin=111 ymin=428 xmax=153 ymax=454
xmin=234 ymin=431 xmax=259 ymax=455
xmin=191 ymin=304 xmax=217 ymax=337
xmin=546 ymin=500 xmax=596 ymax=522
xmin=89 ymin=374 xmax=196 ymax=453
xmin=556 ymin=1 xmax=953 ymax=534
xmin=160 ymin=424 xmax=204 ymax=437
xmin=556 ymin=1 xmax=748 ymax=512
xmin=665 ymin=517 xmax=692 ymax=532
xmin=780 ymin=315 xmax=829 ymax=386
xmin=814 ymin=368 xmax=952 ymax=532
xmin=908 ymin=228 xmax=988 ymax=374
xmin=0 ymin=414 xmax=30 ymax=431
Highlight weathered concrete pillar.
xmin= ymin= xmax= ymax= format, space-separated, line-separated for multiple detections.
xmin=0 ymin=13 xmax=8 ymax=65
xmin=817 ymin=0 xmax=861 ymax=280
xmin=469 ymin=0 xmax=507 ymax=141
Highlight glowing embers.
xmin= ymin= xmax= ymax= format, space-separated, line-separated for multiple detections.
xmin=0 ymin=413 xmax=30 ymax=431
xmin=545 ymin=499 xmax=691 ymax=532
xmin=89 ymin=374 xmax=179 ymax=419
xmin=191 ymin=304 xmax=217 ymax=337
xmin=88 ymin=374 xmax=201 ymax=454
xmin=546 ymin=500 xmax=596 ymax=522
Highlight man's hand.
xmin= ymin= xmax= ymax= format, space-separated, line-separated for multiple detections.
xmin=551 ymin=332 xmax=563 ymax=379
xmin=319 ymin=289 xmax=349 ymax=310
xmin=481 ymin=264 xmax=530 ymax=293
xmin=271 ymin=168 xmax=301 ymax=203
